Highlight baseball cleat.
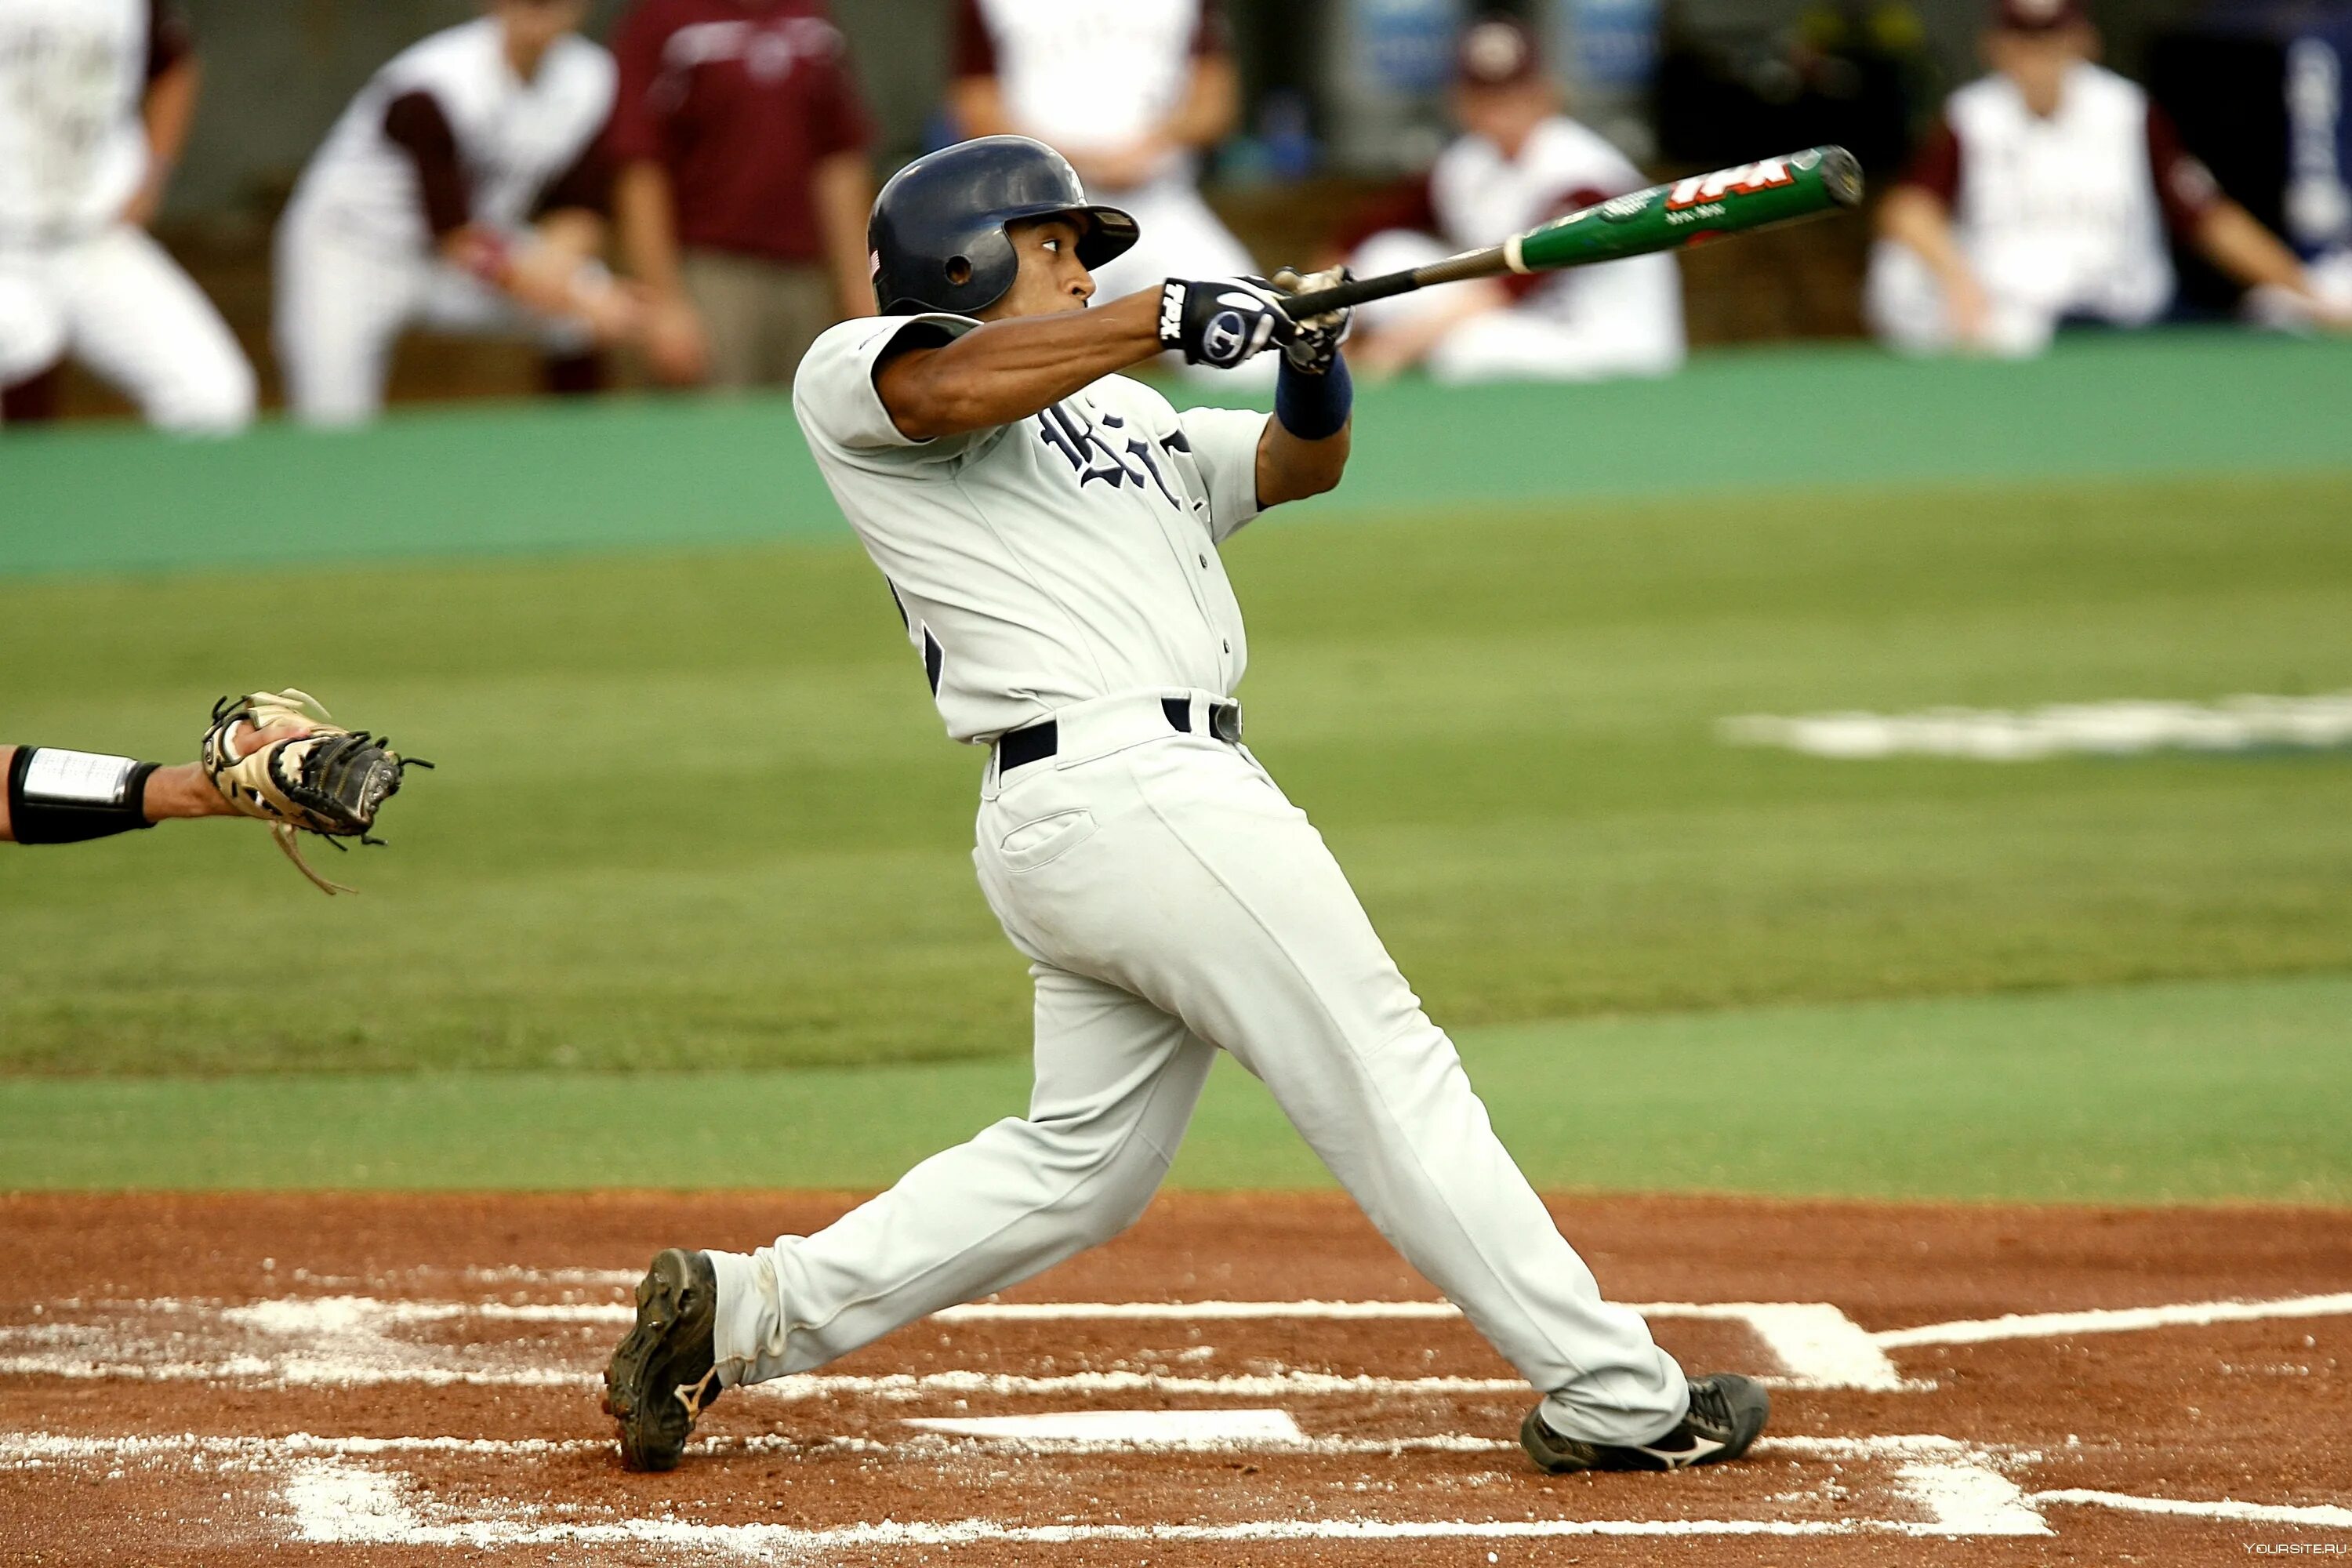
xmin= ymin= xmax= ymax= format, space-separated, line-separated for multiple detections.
xmin=602 ymin=1247 xmax=722 ymax=1472
xmin=1520 ymin=1372 xmax=1769 ymax=1474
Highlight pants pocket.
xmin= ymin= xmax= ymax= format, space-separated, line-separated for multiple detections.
xmin=997 ymin=808 xmax=1099 ymax=873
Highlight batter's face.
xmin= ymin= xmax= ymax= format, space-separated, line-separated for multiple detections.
xmin=980 ymin=218 xmax=1097 ymax=322
xmin=1987 ymin=22 xmax=2095 ymax=116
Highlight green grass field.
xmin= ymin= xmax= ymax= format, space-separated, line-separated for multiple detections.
xmin=5 ymin=337 xmax=2349 ymax=1199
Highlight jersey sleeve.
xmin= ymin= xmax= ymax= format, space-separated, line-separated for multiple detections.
xmin=952 ymin=0 xmax=996 ymax=77
xmin=1895 ymin=117 xmax=1962 ymax=206
xmin=793 ymin=314 xmax=983 ymax=461
xmin=147 ymin=0 xmax=194 ymax=82
xmin=1191 ymin=0 xmax=1233 ymax=57
xmin=2146 ymin=104 xmax=2223 ymax=238
xmin=383 ymin=90 xmax=470 ymax=237
xmin=535 ymin=135 xmax=615 ymax=218
xmin=1173 ymin=405 xmax=1267 ymax=542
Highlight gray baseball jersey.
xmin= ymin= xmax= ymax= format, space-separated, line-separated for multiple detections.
xmin=792 ymin=311 xmax=1270 ymax=743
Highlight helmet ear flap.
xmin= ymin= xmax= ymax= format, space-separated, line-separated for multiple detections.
xmin=953 ymin=223 xmax=1021 ymax=314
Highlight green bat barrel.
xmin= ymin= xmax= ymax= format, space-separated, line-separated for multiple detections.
xmin=1513 ymin=145 xmax=1864 ymax=272
xmin=1274 ymin=146 xmax=1862 ymax=320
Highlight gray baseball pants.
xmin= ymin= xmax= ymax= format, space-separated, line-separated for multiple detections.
xmin=706 ymin=691 xmax=1689 ymax=1445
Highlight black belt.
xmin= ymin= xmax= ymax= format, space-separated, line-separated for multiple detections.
xmin=997 ymin=698 xmax=1242 ymax=776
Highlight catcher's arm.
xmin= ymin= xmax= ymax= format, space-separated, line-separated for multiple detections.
xmin=0 ymin=715 xmax=310 ymax=844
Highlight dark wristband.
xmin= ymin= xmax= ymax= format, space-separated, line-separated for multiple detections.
xmin=1274 ymin=352 xmax=1352 ymax=442
xmin=6 ymin=747 xmax=160 ymax=844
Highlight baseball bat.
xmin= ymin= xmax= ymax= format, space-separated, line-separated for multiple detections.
xmin=1279 ymin=145 xmax=1864 ymax=318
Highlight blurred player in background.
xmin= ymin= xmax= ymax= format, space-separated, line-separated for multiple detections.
xmin=1338 ymin=16 xmax=1685 ymax=383
xmin=607 ymin=0 xmax=876 ymax=388
xmin=0 ymin=0 xmax=255 ymax=433
xmin=274 ymin=0 xmax=637 ymax=426
xmin=1869 ymin=0 xmax=2352 ymax=358
xmin=948 ymin=0 xmax=1263 ymax=377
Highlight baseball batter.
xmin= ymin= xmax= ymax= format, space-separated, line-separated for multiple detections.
xmin=274 ymin=0 xmax=634 ymax=426
xmin=0 ymin=0 xmax=255 ymax=432
xmin=604 ymin=134 xmax=1769 ymax=1480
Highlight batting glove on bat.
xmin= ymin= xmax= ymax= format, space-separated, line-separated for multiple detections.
xmin=1270 ymin=266 xmax=1353 ymax=376
xmin=201 ymin=688 xmax=430 ymax=895
xmin=1158 ymin=276 xmax=1295 ymax=368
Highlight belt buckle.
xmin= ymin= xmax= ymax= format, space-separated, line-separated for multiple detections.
xmin=1210 ymin=702 xmax=1243 ymax=744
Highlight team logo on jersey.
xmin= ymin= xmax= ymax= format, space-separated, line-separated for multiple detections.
xmin=1665 ymin=159 xmax=1795 ymax=211
xmin=1036 ymin=405 xmax=1180 ymax=507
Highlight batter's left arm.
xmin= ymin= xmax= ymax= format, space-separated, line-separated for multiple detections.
xmin=1254 ymin=399 xmax=1350 ymax=507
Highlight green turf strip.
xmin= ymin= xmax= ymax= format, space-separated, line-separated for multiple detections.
xmin=6 ymin=472 xmax=2351 ymax=1075
xmin=6 ymin=974 xmax=2344 ymax=1201
xmin=2 ymin=332 xmax=2347 ymax=575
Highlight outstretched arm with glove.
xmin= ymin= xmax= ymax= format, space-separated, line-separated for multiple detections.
xmin=4 ymin=688 xmax=426 ymax=895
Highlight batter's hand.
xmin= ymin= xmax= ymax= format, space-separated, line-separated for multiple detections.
xmin=1270 ymin=266 xmax=1353 ymax=375
xmin=1158 ymin=276 xmax=1294 ymax=368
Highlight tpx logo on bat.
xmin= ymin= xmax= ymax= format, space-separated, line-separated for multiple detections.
xmin=1665 ymin=159 xmax=1797 ymax=214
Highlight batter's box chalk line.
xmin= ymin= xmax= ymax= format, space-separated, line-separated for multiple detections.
xmin=259 ymin=1433 xmax=2053 ymax=1548
xmin=13 ymin=1289 xmax=2352 ymax=1398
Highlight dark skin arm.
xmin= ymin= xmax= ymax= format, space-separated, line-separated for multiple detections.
xmin=873 ymin=221 xmax=1348 ymax=506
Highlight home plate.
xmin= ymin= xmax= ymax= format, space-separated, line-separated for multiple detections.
xmin=904 ymin=1408 xmax=1308 ymax=1446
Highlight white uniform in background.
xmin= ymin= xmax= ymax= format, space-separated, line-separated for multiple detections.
xmin=693 ymin=310 xmax=1694 ymax=1452
xmin=275 ymin=17 xmax=614 ymax=426
xmin=0 ymin=0 xmax=253 ymax=431
xmin=1869 ymin=63 xmax=2190 ymax=358
xmin=1352 ymin=116 xmax=1686 ymax=383
xmin=959 ymin=0 xmax=1265 ymax=379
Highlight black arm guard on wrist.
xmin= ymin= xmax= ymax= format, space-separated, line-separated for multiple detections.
xmin=6 ymin=747 xmax=159 ymax=844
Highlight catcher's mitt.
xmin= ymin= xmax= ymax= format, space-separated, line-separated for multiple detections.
xmin=201 ymin=688 xmax=430 ymax=895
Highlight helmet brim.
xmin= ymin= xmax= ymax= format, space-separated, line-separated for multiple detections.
xmin=987 ymin=201 xmax=1140 ymax=270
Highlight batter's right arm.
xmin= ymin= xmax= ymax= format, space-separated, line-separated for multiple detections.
xmin=875 ymin=291 xmax=1163 ymax=439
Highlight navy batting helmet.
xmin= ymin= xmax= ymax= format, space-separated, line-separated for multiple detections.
xmin=869 ymin=136 xmax=1139 ymax=317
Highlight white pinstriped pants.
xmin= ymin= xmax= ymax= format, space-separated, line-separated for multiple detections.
xmin=0 ymin=225 xmax=254 ymax=433
xmin=708 ymin=691 xmax=1690 ymax=1447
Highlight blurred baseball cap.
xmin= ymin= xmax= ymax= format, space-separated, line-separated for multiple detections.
xmin=1994 ymin=0 xmax=2089 ymax=32
xmin=1456 ymin=15 xmax=1541 ymax=88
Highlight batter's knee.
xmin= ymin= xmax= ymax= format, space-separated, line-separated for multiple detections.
xmin=1041 ymin=1129 xmax=1176 ymax=1252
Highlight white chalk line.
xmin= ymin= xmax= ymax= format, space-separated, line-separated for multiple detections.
xmin=1876 ymin=1293 xmax=2352 ymax=1349
xmin=58 ymin=1428 xmax=2351 ymax=1544
xmin=0 ymin=1294 xmax=1915 ymax=1393
xmin=281 ymin=1433 xmax=2056 ymax=1549
xmin=1719 ymin=692 xmax=2352 ymax=761
xmin=2034 ymin=1490 xmax=2352 ymax=1529
xmin=14 ymin=1290 xmax=2347 ymax=1399
xmin=0 ymin=1430 xmax=1980 ymax=1465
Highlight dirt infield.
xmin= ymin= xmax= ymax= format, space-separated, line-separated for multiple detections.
xmin=2 ymin=1191 xmax=2347 ymax=1566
